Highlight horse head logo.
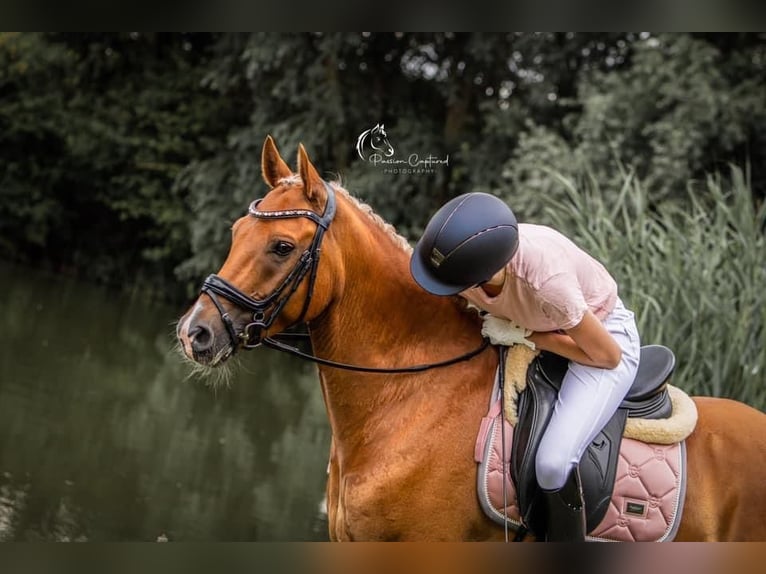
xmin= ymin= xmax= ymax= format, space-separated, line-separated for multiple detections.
xmin=356 ymin=123 xmax=395 ymax=161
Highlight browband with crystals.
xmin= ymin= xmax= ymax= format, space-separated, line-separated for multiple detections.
xmin=247 ymin=182 xmax=336 ymax=228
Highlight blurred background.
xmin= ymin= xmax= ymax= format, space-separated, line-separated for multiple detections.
xmin=0 ymin=32 xmax=764 ymax=540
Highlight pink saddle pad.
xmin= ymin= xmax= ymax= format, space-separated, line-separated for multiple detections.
xmin=475 ymin=389 xmax=687 ymax=542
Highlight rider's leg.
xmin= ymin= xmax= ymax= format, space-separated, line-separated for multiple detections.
xmin=535 ymin=299 xmax=640 ymax=540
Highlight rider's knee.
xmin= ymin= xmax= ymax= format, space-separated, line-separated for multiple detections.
xmin=535 ymin=447 xmax=573 ymax=491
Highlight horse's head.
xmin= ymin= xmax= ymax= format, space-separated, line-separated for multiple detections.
xmin=177 ymin=136 xmax=342 ymax=366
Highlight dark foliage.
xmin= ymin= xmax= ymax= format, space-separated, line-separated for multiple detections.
xmin=1 ymin=33 xmax=763 ymax=299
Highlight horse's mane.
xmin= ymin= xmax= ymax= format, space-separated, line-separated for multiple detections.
xmin=333 ymin=183 xmax=413 ymax=255
xmin=277 ymin=175 xmax=413 ymax=255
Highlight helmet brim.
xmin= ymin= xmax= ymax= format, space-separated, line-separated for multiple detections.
xmin=409 ymin=239 xmax=472 ymax=296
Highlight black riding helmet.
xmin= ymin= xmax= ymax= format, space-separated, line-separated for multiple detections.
xmin=410 ymin=192 xmax=519 ymax=296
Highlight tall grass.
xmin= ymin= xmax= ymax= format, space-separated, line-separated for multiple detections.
xmin=526 ymin=166 xmax=766 ymax=409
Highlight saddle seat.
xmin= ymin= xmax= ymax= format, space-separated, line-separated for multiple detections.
xmin=539 ymin=344 xmax=676 ymax=420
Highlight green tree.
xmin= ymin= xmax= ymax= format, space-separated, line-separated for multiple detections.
xmin=0 ymin=33 xmax=239 ymax=295
xmin=2 ymin=33 xmax=764 ymax=301
xmin=504 ymin=33 xmax=766 ymax=216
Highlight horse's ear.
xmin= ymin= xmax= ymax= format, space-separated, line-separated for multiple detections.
xmin=297 ymin=143 xmax=323 ymax=202
xmin=262 ymin=135 xmax=292 ymax=188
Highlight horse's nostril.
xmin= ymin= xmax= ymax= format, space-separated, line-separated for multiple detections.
xmin=190 ymin=324 xmax=213 ymax=353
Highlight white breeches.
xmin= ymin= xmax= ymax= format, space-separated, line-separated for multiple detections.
xmin=535 ymin=299 xmax=641 ymax=491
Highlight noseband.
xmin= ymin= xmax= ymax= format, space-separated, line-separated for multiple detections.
xmin=201 ymin=181 xmax=337 ymax=351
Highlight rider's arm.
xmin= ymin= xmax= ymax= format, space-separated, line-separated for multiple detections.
xmin=528 ymin=310 xmax=622 ymax=369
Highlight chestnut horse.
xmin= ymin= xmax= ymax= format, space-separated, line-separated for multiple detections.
xmin=177 ymin=136 xmax=766 ymax=541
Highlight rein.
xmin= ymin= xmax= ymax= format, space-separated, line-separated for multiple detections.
xmin=260 ymin=332 xmax=490 ymax=374
xmin=200 ymin=180 xmax=490 ymax=374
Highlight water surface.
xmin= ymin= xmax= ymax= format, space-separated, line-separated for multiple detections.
xmin=0 ymin=262 xmax=331 ymax=541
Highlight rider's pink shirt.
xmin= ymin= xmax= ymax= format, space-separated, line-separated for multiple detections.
xmin=460 ymin=224 xmax=618 ymax=332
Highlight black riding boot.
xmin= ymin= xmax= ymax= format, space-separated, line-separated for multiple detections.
xmin=542 ymin=467 xmax=587 ymax=541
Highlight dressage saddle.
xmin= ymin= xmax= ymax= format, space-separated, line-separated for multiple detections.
xmin=510 ymin=344 xmax=676 ymax=536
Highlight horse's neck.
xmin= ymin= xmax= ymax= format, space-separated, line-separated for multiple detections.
xmin=309 ymin=197 xmax=485 ymax=444
xmin=310 ymin=197 xmax=478 ymax=365
xmin=312 ymin=254 xmax=472 ymax=362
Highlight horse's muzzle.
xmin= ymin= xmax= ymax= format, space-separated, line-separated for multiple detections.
xmin=177 ymin=304 xmax=236 ymax=366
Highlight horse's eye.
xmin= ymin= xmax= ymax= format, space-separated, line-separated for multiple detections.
xmin=272 ymin=241 xmax=295 ymax=257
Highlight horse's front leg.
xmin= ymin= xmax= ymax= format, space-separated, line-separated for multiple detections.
xmin=325 ymin=438 xmax=345 ymax=541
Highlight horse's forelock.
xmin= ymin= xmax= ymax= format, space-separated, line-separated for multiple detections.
xmin=276 ymin=174 xmax=302 ymax=186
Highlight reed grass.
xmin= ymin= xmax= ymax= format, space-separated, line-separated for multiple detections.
xmin=527 ymin=166 xmax=766 ymax=409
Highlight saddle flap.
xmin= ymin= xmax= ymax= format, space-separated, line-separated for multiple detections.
xmin=510 ymin=361 xmax=559 ymax=533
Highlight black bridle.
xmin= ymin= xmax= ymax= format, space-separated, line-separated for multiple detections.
xmin=200 ymin=181 xmax=490 ymax=373
xmin=201 ymin=181 xmax=337 ymax=350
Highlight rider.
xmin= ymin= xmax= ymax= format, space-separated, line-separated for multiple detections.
xmin=409 ymin=192 xmax=640 ymax=541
